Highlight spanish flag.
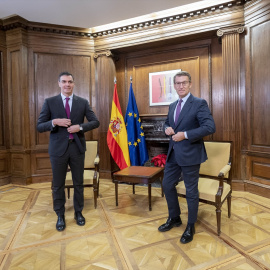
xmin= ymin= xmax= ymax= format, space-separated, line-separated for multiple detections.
xmin=107 ymin=83 xmax=130 ymax=169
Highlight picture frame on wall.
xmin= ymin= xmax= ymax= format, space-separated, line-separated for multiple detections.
xmin=149 ymin=69 xmax=181 ymax=106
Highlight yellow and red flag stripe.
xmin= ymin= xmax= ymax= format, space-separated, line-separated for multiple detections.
xmin=107 ymin=84 xmax=130 ymax=169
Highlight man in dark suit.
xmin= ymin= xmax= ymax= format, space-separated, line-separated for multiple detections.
xmin=37 ymin=71 xmax=100 ymax=231
xmin=158 ymin=71 xmax=215 ymax=244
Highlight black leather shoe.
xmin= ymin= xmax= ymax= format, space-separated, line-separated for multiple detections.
xmin=180 ymin=224 xmax=195 ymax=244
xmin=56 ymin=215 xmax=65 ymax=231
xmin=74 ymin=212 xmax=85 ymax=226
xmin=158 ymin=217 xmax=182 ymax=232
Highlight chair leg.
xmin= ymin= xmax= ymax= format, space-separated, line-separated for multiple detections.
xmin=160 ymin=176 xmax=164 ymax=197
xmin=93 ymin=187 xmax=98 ymax=209
xmin=115 ymin=182 xmax=118 ymax=206
xmin=216 ymin=207 xmax=221 ymax=236
xmin=227 ymin=195 xmax=231 ymax=218
xmin=97 ymin=180 xmax=100 ymax=197
xmin=133 ymin=184 xmax=135 ymax=194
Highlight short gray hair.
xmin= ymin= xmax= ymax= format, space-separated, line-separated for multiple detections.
xmin=173 ymin=71 xmax=191 ymax=83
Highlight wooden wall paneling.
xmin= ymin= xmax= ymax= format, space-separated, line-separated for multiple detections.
xmin=246 ymin=155 xmax=270 ymax=197
xmin=244 ymin=3 xmax=270 ymax=195
xmin=0 ymin=30 xmax=11 ymax=185
xmin=250 ymin=20 xmax=270 ymax=150
xmin=89 ymin=56 xmax=99 ymax=142
xmin=32 ymin=52 xmax=92 ymax=182
xmin=95 ymin=52 xmax=118 ymax=179
xmin=34 ymin=52 xmax=92 ymax=150
xmin=0 ymin=153 xmax=10 ymax=185
xmin=124 ymin=41 xmax=211 ymax=116
xmin=0 ymin=49 xmax=3 ymax=147
xmin=5 ymin=28 xmax=32 ymax=184
xmin=9 ymin=49 xmax=23 ymax=147
xmin=24 ymin=27 xmax=96 ymax=184
xmin=211 ymin=37 xmax=224 ymax=141
xmin=217 ymin=26 xmax=245 ymax=181
xmin=10 ymin=153 xmax=31 ymax=184
xmin=31 ymin=152 xmax=52 ymax=183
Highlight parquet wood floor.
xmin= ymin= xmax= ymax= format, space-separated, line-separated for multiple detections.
xmin=0 ymin=180 xmax=270 ymax=269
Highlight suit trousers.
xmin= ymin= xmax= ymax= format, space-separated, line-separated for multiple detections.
xmin=50 ymin=141 xmax=85 ymax=215
xmin=162 ymin=149 xmax=200 ymax=224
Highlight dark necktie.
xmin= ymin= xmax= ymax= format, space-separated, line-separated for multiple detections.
xmin=175 ymin=99 xmax=183 ymax=124
xmin=65 ymin=97 xmax=74 ymax=139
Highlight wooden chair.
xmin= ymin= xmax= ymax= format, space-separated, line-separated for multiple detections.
xmin=65 ymin=140 xmax=99 ymax=208
xmin=177 ymin=141 xmax=232 ymax=235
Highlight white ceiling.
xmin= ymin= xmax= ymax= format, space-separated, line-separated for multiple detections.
xmin=0 ymin=0 xmax=206 ymax=29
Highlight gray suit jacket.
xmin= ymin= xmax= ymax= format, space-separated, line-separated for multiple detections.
xmin=37 ymin=94 xmax=100 ymax=156
xmin=164 ymin=94 xmax=215 ymax=166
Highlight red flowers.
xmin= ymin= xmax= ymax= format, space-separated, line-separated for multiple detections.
xmin=151 ymin=154 xmax=167 ymax=167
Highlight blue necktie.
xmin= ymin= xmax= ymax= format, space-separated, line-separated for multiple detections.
xmin=175 ymin=99 xmax=183 ymax=124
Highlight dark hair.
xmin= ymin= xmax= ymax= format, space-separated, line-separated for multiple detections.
xmin=58 ymin=71 xmax=74 ymax=82
xmin=173 ymin=71 xmax=191 ymax=83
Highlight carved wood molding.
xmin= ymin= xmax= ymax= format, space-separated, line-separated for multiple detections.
xmin=245 ymin=180 xmax=270 ymax=189
xmin=222 ymin=32 xmax=242 ymax=134
xmin=0 ymin=0 xmax=251 ymax=42
xmin=0 ymin=16 xmax=92 ymax=38
xmin=92 ymin=0 xmax=249 ymax=38
xmin=217 ymin=25 xmax=245 ymax=36
xmin=93 ymin=50 xmax=113 ymax=59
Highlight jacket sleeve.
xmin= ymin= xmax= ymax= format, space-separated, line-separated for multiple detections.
xmin=36 ymin=99 xmax=56 ymax=133
xmin=80 ymin=101 xmax=100 ymax=132
xmin=186 ymin=99 xmax=216 ymax=142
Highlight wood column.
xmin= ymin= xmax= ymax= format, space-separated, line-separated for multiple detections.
xmin=0 ymin=29 xmax=10 ymax=185
xmin=95 ymin=51 xmax=118 ymax=179
xmin=6 ymin=28 xmax=31 ymax=184
xmin=217 ymin=26 xmax=244 ymax=181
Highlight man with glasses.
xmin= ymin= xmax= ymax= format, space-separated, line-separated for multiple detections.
xmin=158 ymin=71 xmax=215 ymax=244
xmin=37 ymin=71 xmax=100 ymax=231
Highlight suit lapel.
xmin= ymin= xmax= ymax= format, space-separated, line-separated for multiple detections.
xmin=175 ymin=94 xmax=194 ymax=128
xmin=170 ymin=101 xmax=178 ymax=128
xmin=70 ymin=95 xmax=79 ymax=120
xmin=56 ymin=94 xmax=67 ymax=117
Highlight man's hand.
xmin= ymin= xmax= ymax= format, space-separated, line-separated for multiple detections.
xmin=53 ymin=118 xmax=71 ymax=127
xmin=67 ymin=124 xmax=80 ymax=134
xmin=172 ymin=132 xmax=185 ymax=142
xmin=165 ymin=127 xmax=175 ymax=136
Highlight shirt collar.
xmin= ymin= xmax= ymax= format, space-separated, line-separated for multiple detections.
xmin=61 ymin=93 xmax=73 ymax=101
xmin=178 ymin=92 xmax=190 ymax=103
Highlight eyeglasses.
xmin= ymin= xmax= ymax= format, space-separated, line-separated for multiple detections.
xmin=174 ymin=81 xmax=190 ymax=87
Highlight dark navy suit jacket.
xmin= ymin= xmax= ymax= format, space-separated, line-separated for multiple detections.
xmin=164 ymin=94 xmax=216 ymax=166
xmin=37 ymin=94 xmax=99 ymax=156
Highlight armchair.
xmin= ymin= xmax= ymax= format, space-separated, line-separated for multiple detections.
xmin=177 ymin=141 xmax=232 ymax=235
xmin=65 ymin=140 xmax=99 ymax=208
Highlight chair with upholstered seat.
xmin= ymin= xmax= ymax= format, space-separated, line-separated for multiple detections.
xmin=65 ymin=140 xmax=99 ymax=209
xmin=177 ymin=141 xmax=232 ymax=235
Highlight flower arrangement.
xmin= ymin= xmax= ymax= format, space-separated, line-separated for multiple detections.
xmin=151 ymin=154 xmax=167 ymax=167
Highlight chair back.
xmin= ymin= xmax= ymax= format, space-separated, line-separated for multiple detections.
xmin=200 ymin=141 xmax=231 ymax=178
xmin=85 ymin=141 xmax=98 ymax=169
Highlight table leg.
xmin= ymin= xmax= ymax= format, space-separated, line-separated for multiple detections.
xmin=148 ymin=183 xmax=152 ymax=211
xmin=160 ymin=176 xmax=164 ymax=197
xmin=115 ymin=182 xmax=118 ymax=206
xmin=133 ymin=184 xmax=135 ymax=194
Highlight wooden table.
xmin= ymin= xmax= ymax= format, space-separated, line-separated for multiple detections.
xmin=113 ymin=166 xmax=164 ymax=211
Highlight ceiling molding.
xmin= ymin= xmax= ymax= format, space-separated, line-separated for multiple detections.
xmin=0 ymin=0 xmax=255 ymax=51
